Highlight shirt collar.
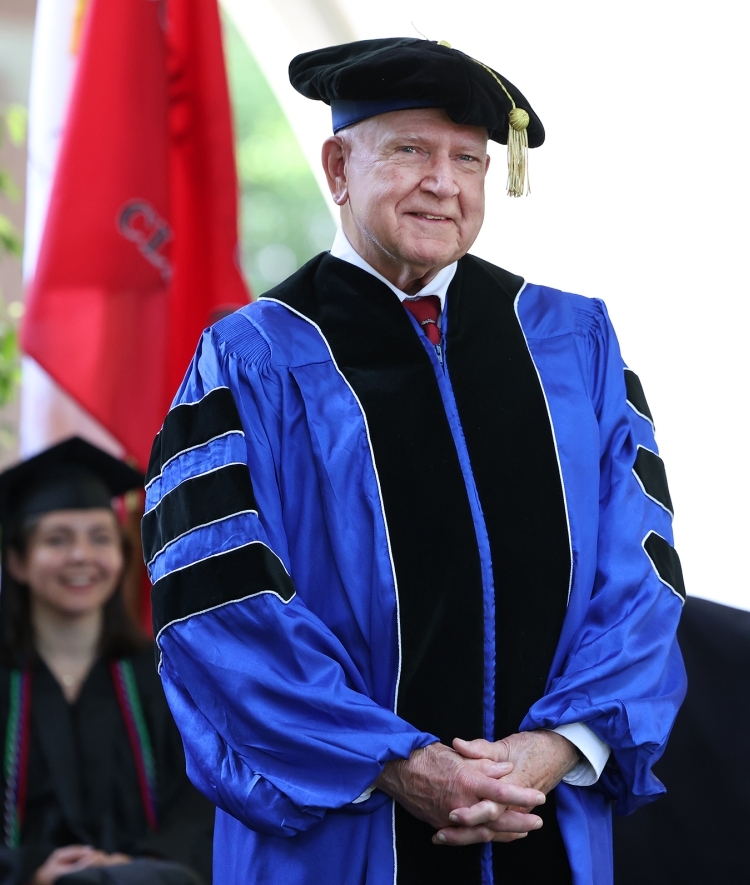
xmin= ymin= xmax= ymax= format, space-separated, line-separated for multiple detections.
xmin=330 ymin=226 xmax=457 ymax=310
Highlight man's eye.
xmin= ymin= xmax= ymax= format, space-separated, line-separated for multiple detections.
xmin=400 ymin=146 xmax=416 ymax=154
xmin=459 ymin=154 xmax=478 ymax=162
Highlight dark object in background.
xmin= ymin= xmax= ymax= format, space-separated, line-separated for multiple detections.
xmin=59 ymin=859 xmax=203 ymax=884
xmin=613 ymin=597 xmax=750 ymax=884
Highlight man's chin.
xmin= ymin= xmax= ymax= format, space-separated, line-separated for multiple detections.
xmin=394 ymin=238 xmax=464 ymax=272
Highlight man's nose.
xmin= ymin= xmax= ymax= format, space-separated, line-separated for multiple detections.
xmin=420 ymin=155 xmax=459 ymax=199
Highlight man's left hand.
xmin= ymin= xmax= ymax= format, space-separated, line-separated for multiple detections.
xmin=432 ymin=730 xmax=581 ymax=846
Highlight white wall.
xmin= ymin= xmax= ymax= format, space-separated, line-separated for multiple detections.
xmin=224 ymin=0 xmax=750 ymax=610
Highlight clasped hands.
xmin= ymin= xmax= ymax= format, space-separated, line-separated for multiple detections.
xmin=375 ymin=730 xmax=580 ymax=846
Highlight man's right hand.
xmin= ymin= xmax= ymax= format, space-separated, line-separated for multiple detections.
xmin=374 ymin=742 xmax=545 ymax=843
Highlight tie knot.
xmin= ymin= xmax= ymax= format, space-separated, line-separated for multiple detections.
xmin=403 ymin=296 xmax=441 ymax=346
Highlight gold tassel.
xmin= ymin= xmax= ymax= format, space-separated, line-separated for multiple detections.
xmin=507 ymin=107 xmax=530 ymax=198
xmin=469 ymin=58 xmax=531 ymax=197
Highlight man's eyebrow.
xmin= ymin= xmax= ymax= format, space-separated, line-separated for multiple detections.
xmin=380 ymin=133 xmax=486 ymax=150
xmin=381 ymin=132 xmax=424 ymax=145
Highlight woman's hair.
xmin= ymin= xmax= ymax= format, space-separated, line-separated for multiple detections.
xmin=0 ymin=512 xmax=149 ymax=667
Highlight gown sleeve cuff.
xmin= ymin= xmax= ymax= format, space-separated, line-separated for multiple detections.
xmin=552 ymin=722 xmax=611 ymax=786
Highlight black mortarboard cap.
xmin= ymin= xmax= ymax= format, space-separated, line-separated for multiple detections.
xmin=289 ymin=38 xmax=544 ymax=196
xmin=0 ymin=437 xmax=144 ymax=532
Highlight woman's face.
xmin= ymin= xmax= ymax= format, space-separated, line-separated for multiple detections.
xmin=9 ymin=509 xmax=125 ymax=618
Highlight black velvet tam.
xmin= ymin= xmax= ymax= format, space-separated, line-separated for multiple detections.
xmin=289 ymin=37 xmax=545 ymax=147
xmin=0 ymin=437 xmax=144 ymax=530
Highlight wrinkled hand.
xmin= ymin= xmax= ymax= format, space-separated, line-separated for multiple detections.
xmin=433 ymin=730 xmax=581 ymax=846
xmin=31 ymin=845 xmax=132 ymax=885
xmin=374 ymin=742 xmax=545 ymax=845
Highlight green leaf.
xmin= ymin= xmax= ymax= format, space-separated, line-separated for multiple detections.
xmin=0 ymin=169 xmax=20 ymax=202
xmin=0 ymin=326 xmax=19 ymax=407
xmin=0 ymin=215 xmax=22 ymax=257
xmin=5 ymin=105 xmax=27 ymax=146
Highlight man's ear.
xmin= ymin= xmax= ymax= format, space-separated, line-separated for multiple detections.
xmin=485 ymin=153 xmax=491 ymax=174
xmin=5 ymin=548 xmax=28 ymax=585
xmin=322 ymin=136 xmax=349 ymax=206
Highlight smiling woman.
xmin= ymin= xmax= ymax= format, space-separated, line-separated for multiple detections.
xmin=0 ymin=439 xmax=214 ymax=885
xmin=23 ymin=510 xmax=122 ymax=615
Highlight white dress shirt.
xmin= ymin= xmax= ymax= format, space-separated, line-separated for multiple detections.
xmin=331 ymin=227 xmax=610 ymax=788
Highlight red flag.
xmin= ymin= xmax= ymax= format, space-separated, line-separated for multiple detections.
xmin=21 ymin=0 xmax=249 ymax=471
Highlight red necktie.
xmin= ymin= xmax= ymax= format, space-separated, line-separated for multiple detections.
xmin=403 ymin=296 xmax=441 ymax=346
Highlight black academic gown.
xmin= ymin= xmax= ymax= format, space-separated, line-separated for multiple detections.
xmin=0 ymin=647 xmax=214 ymax=885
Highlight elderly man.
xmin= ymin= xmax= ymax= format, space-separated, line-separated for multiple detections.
xmin=142 ymin=39 xmax=685 ymax=885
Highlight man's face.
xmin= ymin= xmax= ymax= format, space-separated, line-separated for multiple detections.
xmin=327 ymin=108 xmax=490 ymax=288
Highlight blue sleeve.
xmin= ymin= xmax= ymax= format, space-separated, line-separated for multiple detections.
xmin=521 ymin=298 xmax=687 ymax=816
xmin=143 ymin=321 xmax=434 ymax=838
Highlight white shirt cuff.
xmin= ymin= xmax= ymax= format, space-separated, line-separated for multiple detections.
xmin=552 ymin=722 xmax=611 ymax=786
xmin=352 ymin=785 xmax=376 ymax=804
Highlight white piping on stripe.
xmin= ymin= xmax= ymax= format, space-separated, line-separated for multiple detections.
xmin=152 ymin=538 xmax=291 ymax=584
xmin=632 ymin=445 xmax=674 ymax=518
xmin=144 ymin=461 xmax=247 ymax=514
xmin=641 ymin=530 xmax=684 ymax=604
xmin=154 ymin=539 xmax=295 ymax=671
xmin=626 ymin=399 xmax=656 ymax=432
xmin=513 ymin=284 xmax=574 ymax=606
xmin=167 ymin=385 xmax=231 ymax=410
xmin=155 ymin=584 xmax=296 ymax=671
xmin=145 ymin=429 xmax=245 ymax=492
xmin=146 ymin=509 xmax=259 ymax=569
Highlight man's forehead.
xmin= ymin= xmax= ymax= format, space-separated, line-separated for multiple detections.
xmin=350 ymin=108 xmax=489 ymax=148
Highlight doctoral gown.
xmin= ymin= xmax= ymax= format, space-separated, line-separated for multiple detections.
xmin=143 ymin=253 xmax=687 ymax=885
xmin=0 ymin=648 xmax=214 ymax=885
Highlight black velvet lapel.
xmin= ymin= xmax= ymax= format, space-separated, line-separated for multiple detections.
xmin=445 ymin=256 xmax=571 ymax=738
xmin=445 ymin=257 xmax=571 ymax=884
xmin=265 ymin=254 xmax=485 ymax=884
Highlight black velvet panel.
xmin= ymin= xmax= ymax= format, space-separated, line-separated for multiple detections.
xmin=633 ymin=447 xmax=673 ymax=516
xmin=265 ymin=254 xmax=486 ymax=885
xmin=444 ymin=257 xmax=572 ymax=883
xmin=644 ymin=531 xmax=686 ymax=601
xmin=624 ymin=368 xmax=654 ymax=428
xmin=445 ymin=257 xmax=571 ymax=737
xmin=142 ymin=464 xmax=257 ymax=564
xmin=152 ymin=543 xmax=295 ymax=635
xmin=146 ymin=388 xmax=244 ymax=485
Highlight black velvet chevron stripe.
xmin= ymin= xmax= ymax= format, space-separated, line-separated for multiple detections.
xmin=624 ymin=368 xmax=654 ymax=427
xmin=644 ymin=531 xmax=686 ymax=601
xmin=142 ymin=463 xmax=257 ymax=564
xmin=634 ymin=447 xmax=673 ymax=515
xmin=146 ymin=387 xmax=244 ymax=485
xmin=152 ymin=543 xmax=295 ymax=635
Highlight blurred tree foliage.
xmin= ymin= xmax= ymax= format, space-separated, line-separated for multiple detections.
xmin=0 ymin=104 xmax=25 ymax=412
xmin=222 ymin=15 xmax=335 ymax=296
